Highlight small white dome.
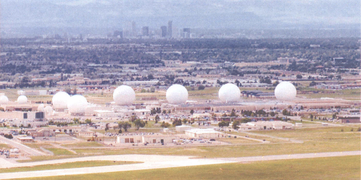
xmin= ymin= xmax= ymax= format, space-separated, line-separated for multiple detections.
xmin=52 ymin=91 xmax=70 ymax=109
xmin=67 ymin=95 xmax=88 ymax=115
xmin=17 ymin=95 xmax=28 ymax=104
xmin=0 ymin=95 xmax=9 ymax=104
xmin=37 ymin=104 xmax=45 ymax=111
xmin=166 ymin=84 xmax=188 ymax=104
xmin=218 ymin=83 xmax=240 ymax=103
xmin=274 ymin=81 xmax=297 ymax=101
xmin=44 ymin=106 xmax=53 ymax=115
xmin=113 ymin=85 xmax=136 ymax=105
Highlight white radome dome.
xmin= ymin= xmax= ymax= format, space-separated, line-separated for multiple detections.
xmin=38 ymin=104 xmax=45 ymax=111
xmin=113 ymin=85 xmax=136 ymax=105
xmin=218 ymin=83 xmax=240 ymax=103
xmin=274 ymin=81 xmax=297 ymax=101
xmin=0 ymin=95 xmax=9 ymax=104
xmin=67 ymin=95 xmax=88 ymax=115
xmin=44 ymin=106 xmax=53 ymax=115
xmin=52 ymin=92 xmax=70 ymax=109
xmin=166 ymin=84 xmax=188 ymax=104
xmin=17 ymin=95 xmax=28 ymax=104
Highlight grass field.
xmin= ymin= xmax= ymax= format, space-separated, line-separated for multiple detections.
xmin=46 ymin=148 xmax=75 ymax=155
xmin=62 ymin=142 xmax=104 ymax=148
xmin=0 ymin=161 xmax=139 ymax=174
xmin=0 ymin=143 xmax=10 ymax=148
xmin=19 ymin=126 xmax=360 ymax=162
xmin=299 ymin=88 xmax=361 ymax=100
xmin=18 ymin=155 xmax=360 ymax=180
xmin=218 ymin=137 xmax=261 ymax=144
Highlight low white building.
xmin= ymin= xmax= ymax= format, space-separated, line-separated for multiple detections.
xmin=185 ymin=128 xmax=224 ymax=138
xmin=117 ymin=134 xmax=176 ymax=145
xmin=239 ymin=121 xmax=294 ymax=131
xmin=175 ymin=125 xmax=192 ymax=132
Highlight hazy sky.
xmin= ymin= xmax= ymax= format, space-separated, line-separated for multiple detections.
xmin=1 ymin=0 xmax=360 ymax=30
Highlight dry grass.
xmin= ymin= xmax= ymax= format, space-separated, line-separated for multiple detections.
xmin=18 ymin=156 xmax=360 ymax=180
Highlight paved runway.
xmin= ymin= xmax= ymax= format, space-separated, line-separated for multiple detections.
xmin=0 ymin=151 xmax=359 ymax=179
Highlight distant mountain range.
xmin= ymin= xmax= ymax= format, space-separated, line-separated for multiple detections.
xmin=1 ymin=0 xmax=360 ymax=37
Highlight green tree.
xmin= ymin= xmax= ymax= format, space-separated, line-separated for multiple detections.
xmin=309 ymin=81 xmax=317 ymax=86
xmin=332 ymin=113 xmax=338 ymax=119
xmin=172 ymin=119 xmax=182 ymax=126
xmin=218 ymin=121 xmax=229 ymax=128
xmin=85 ymin=119 xmax=92 ymax=124
xmin=273 ymin=81 xmax=279 ymax=87
xmin=155 ymin=115 xmax=160 ymax=123
xmin=190 ymin=109 xmax=194 ymax=115
xmin=105 ymin=123 xmax=109 ymax=132
xmin=182 ymin=119 xmax=188 ymax=124
xmin=270 ymin=111 xmax=276 ymax=117
xmin=134 ymin=119 xmax=146 ymax=130
xmin=230 ymin=109 xmax=237 ymax=117
xmin=241 ymin=118 xmax=251 ymax=123
xmin=161 ymin=121 xmax=171 ymax=128
xmin=232 ymin=121 xmax=240 ymax=130
xmin=118 ymin=122 xmax=131 ymax=132
xmin=73 ymin=118 xmax=80 ymax=124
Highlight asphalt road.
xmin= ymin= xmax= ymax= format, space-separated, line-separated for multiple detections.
xmin=0 ymin=151 xmax=359 ymax=179
xmin=0 ymin=136 xmax=46 ymax=156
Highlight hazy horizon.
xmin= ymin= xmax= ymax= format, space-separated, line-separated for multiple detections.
xmin=1 ymin=0 xmax=360 ymax=37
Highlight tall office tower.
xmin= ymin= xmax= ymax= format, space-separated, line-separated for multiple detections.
xmin=183 ymin=28 xmax=191 ymax=38
xmin=132 ymin=21 xmax=137 ymax=37
xmin=161 ymin=26 xmax=167 ymax=37
xmin=113 ymin=30 xmax=123 ymax=38
xmin=142 ymin=26 xmax=149 ymax=36
xmin=167 ymin=20 xmax=172 ymax=38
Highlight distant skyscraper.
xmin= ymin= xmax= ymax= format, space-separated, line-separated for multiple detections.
xmin=113 ymin=30 xmax=123 ymax=38
xmin=168 ymin=21 xmax=172 ymax=38
xmin=183 ymin=28 xmax=191 ymax=38
xmin=161 ymin=26 xmax=167 ymax=37
xmin=142 ymin=26 xmax=149 ymax=36
xmin=132 ymin=21 xmax=137 ymax=37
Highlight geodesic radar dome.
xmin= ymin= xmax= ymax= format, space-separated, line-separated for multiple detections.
xmin=52 ymin=91 xmax=70 ymax=109
xmin=166 ymin=84 xmax=188 ymax=104
xmin=113 ymin=85 xmax=136 ymax=105
xmin=274 ymin=81 xmax=297 ymax=101
xmin=17 ymin=95 xmax=28 ymax=104
xmin=0 ymin=95 xmax=9 ymax=104
xmin=37 ymin=104 xmax=45 ymax=111
xmin=67 ymin=95 xmax=88 ymax=114
xmin=218 ymin=83 xmax=241 ymax=103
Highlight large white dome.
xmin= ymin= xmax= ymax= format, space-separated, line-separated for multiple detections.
xmin=166 ymin=84 xmax=188 ymax=104
xmin=17 ymin=95 xmax=28 ymax=104
xmin=0 ymin=95 xmax=9 ymax=104
xmin=274 ymin=81 xmax=297 ymax=101
xmin=38 ymin=104 xmax=45 ymax=111
xmin=67 ymin=95 xmax=88 ymax=115
xmin=219 ymin=83 xmax=240 ymax=103
xmin=52 ymin=91 xmax=70 ymax=109
xmin=113 ymin=85 xmax=136 ymax=105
